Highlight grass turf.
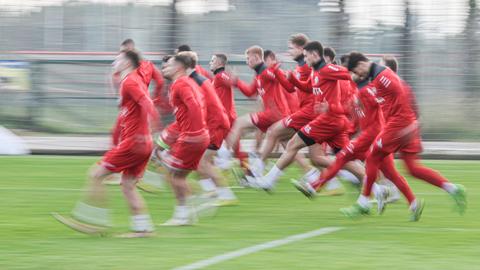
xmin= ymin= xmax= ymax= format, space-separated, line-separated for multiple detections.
xmin=0 ymin=156 xmax=478 ymax=270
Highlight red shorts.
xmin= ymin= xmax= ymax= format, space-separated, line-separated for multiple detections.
xmin=282 ymin=107 xmax=316 ymax=131
xmin=251 ymin=110 xmax=285 ymax=133
xmin=159 ymin=122 xmax=180 ymax=148
xmin=208 ymin=127 xmax=229 ymax=150
xmin=101 ymin=138 xmax=153 ymax=178
xmin=371 ymin=121 xmax=422 ymax=155
xmin=298 ymin=115 xmax=349 ymax=151
xmin=161 ymin=138 xmax=209 ymax=171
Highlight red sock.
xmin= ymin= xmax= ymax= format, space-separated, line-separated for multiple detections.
xmin=233 ymin=140 xmax=248 ymax=170
xmin=380 ymin=155 xmax=415 ymax=204
xmin=402 ymin=153 xmax=448 ymax=188
xmin=362 ymin=149 xmax=386 ymax=197
xmin=311 ymin=152 xmax=352 ymax=191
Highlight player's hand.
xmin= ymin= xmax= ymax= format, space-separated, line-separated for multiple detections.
xmin=228 ymin=72 xmax=239 ymax=86
xmin=272 ymin=62 xmax=281 ymax=71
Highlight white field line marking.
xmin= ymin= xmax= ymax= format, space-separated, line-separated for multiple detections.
xmin=172 ymin=227 xmax=342 ymax=270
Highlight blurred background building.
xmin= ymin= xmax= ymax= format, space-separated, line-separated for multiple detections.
xmin=0 ymin=0 xmax=479 ymax=140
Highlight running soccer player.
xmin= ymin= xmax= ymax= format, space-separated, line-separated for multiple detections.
xmin=209 ymin=53 xmax=250 ymax=175
xmin=53 ymin=50 xmax=158 ymax=237
xmin=341 ymin=52 xmax=466 ymax=220
xmin=224 ymin=45 xmax=290 ymax=174
xmin=158 ymin=54 xmax=210 ymax=226
xmin=248 ymin=37 xmax=362 ymax=193
xmin=176 ymin=44 xmax=212 ymax=79
xmin=116 ymin=39 xmax=168 ymax=192
xmin=262 ymin=49 xmax=312 ymax=178
xmin=178 ymin=51 xmax=238 ymax=206
xmin=252 ymin=41 xmax=363 ymax=191
xmin=293 ymin=75 xmax=417 ymax=214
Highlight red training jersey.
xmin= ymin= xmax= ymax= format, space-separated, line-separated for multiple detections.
xmin=116 ymin=71 xmax=153 ymax=143
xmin=190 ymin=71 xmax=230 ymax=131
xmin=355 ymin=80 xmax=385 ymax=131
xmin=236 ymin=63 xmax=290 ymax=118
xmin=272 ymin=58 xmax=313 ymax=109
xmin=212 ymin=67 xmax=237 ymax=124
xmin=367 ymin=63 xmax=416 ymax=128
xmin=169 ymin=76 xmax=209 ymax=141
xmin=195 ymin=65 xmax=212 ymax=80
xmin=289 ymin=60 xmax=351 ymax=118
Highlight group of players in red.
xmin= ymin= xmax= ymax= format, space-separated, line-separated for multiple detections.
xmin=53 ymin=34 xmax=467 ymax=238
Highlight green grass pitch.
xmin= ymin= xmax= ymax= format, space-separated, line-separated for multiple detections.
xmin=0 ymin=156 xmax=479 ymax=270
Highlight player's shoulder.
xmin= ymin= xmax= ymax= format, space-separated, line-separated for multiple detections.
xmin=323 ymin=63 xmax=347 ymax=73
xmin=217 ymin=71 xmax=231 ymax=81
xmin=375 ymin=67 xmax=400 ymax=88
xmin=259 ymin=66 xmax=276 ymax=80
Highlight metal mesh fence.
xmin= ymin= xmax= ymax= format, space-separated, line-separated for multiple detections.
xmin=0 ymin=0 xmax=479 ymax=140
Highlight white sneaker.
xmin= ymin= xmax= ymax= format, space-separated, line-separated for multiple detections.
xmin=385 ymin=187 xmax=401 ymax=203
xmin=375 ymin=186 xmax=390 ymax=215
xmin=214 ymin=156 xmax=232 ymax=170
xmin=248 ymin=153 xmax=264 ymax=178
xmin=159 ymin=217 xmax=194 ymax=226
xmin=190 ymin=195 xmax=217 ymax=218
xmin=250 ymin=176 xmax=274 ymax=193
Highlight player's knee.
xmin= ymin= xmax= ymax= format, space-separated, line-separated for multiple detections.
xmin=286 ymin=135 xmax=304 ymax=152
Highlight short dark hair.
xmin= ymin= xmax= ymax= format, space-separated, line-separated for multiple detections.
xmin=340 ymin=54 xmax=349 ymax=67
xmin=347 ymin=52 xmax=369 ymax=71
xmin=162 ymin=55 xmax=173 ymax=63
xmin=177 ymin=44 xmax=192 ymax=52
xmin=324 ymin=47 xmax=336 ymax=62
xmin=121 ymin=38 xmax=135 ymax=47
xmin=124 ymin=50 xmax=140 ymax=68
xmin=264 ymin=50 xmax=276 ymax=60
xmin=174 ymin=54 xmax=193 ymax=70
xmin=214 ymin=53 xmax=228 ymax=65
xmin=382 ymin=55 xmax=398 ymax=73
xmin=303 ymin=41 xmax=324 ymax=58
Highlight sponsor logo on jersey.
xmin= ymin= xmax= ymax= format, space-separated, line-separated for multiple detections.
xmin=304 ymin=124 xmax=312 ymax=134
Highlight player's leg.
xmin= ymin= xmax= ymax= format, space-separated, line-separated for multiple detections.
xmin=259 ymin=121 xmax=296 ymax=161
xmin=160 ymin=138 xmax=210 ymax=225
xmin=340 ymin=145 xmax=387 ymax=218
xmin=255 ymin=132 xmax=308 ymax=190
xmin=402 ymin=152 xmax=466 ymax=213
xmin=312 ymin=150 xmax=355 ymax=191
xmin=162 ymin=168 xmax=197 ymax=226
xmin=225 ymin=114 xmax=256 ymax=150
xmin=118 ymin=173 xmax=155 ymax=237
xmin=198 ymin=149 xmax=238 ymax=206
xmin=306 ymin=144 xmax=360 ymax=193
xmin=69 ymin=164 xmax=113 ymax=227
xmin=378 ymin=154 xmax=423 ymax=220
xmin=53 ymin=163 xmax=114 ymax=235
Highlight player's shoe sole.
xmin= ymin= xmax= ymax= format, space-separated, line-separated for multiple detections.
xmin=159 ymin=218 xmax=195 ymax=227
xmin=318 ymin=187 xmax=346 ymax=196
xmin=410 ymin=199 xmax=425 ymax=222
xmin=115 ymin=231 xmax=156 ymax=238
xmin=213 ymin=199 xmax=240 ymax=207
xmin=51 ymin=212 xmax=108 ymax=236
xmin=291 ymin=179 xmax=316 ymax=199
